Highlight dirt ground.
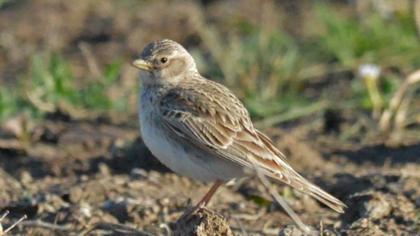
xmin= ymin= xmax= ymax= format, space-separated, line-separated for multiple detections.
xmin=0 ymin=1 xmax=419 ymax=235
xmin=0 ymin=117 xmax=418 ymax=235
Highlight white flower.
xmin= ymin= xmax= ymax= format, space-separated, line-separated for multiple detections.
xmin=358 ymin=64 xmax=381 ymax=80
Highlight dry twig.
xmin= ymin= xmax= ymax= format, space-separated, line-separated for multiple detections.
xmin=19 ymin=220 xmax=72 ymax=233
xmin=0 ymin=211 xmax=27 ymax=235
xmin=379 ymin=69 xmax=420 ymax=133
xmin=78 ymin=222 xmax=154 ymax=236
xmin=243 ymin=158 xmax=314 ymax=234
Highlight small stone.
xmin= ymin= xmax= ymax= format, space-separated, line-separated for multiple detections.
xmin=79 ymin=202 xmax=92 ymax=217
xmin=363 ymin=194 xmax=391 ymax=220
xmin=279 ymin=225 xmax=304 ymax=236
xmin=70 ymin=187 xmax=84 ymax=203
xmin=346 ymin=218 xmax=385 ymax=236
xmin=279 ymin=225 xmax=318 ymax=236
xmin=20 ymin=171 xmax=33 ymax=185
xmin=98 ymin=163 xmax=111 ymax=176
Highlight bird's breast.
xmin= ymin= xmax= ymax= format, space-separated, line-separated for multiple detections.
xmin=138 ymin=89 xmax=221 ymax=182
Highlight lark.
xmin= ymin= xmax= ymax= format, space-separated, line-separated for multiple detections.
xmin=132 ymin=39 xmax=346 ymax=214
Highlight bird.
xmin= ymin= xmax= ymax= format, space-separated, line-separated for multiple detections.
xmin=132 ymin=39 xmax=346 ymax=214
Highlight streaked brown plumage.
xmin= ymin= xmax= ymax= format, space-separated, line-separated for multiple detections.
xmin=133 ymin=39 xmax=346 ymax=213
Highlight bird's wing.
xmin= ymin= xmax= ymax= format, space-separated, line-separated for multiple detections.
xmin=159 ymin=79 xmax=346 ymax=213
xmin=159 ymin=79 xmax=286 ymax=168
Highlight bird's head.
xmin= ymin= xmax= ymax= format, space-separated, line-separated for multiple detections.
xmin=132 ymin=39 xmax=197 ymax=85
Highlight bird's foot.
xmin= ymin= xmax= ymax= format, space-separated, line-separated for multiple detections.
xmin=178 ymin=201 xmax=207 ymax=223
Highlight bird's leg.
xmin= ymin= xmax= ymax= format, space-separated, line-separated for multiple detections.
xmin=195 ymin=180 xmax=223 ymax=208
xmin=179 ymin=180 xmax=223 ymax=220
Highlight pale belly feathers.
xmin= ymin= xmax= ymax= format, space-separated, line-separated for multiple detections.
xmin=139 ymin=95 xmax=245 ymax=182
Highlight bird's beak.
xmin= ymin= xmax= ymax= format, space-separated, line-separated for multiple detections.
xmin=132 ymin=59 xmax=152 ymax=71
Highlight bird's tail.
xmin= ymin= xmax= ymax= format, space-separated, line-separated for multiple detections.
xmin=296 ymin=175 xmax=346 ymax=213
xmin=253 ymin=130 xmax=346 ymax=213
xmin=273 ymin=169 xmax=346 ymax=213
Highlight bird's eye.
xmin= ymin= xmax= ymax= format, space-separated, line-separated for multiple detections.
xmin=160 ymin=57 xmax=168 ymax=63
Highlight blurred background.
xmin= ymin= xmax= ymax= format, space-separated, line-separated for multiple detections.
xmin=0 ymin=0 xmax=419 ymax=235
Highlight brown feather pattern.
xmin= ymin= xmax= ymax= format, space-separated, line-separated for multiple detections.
xmin=159 ymin=77 xmax=346 ymax=213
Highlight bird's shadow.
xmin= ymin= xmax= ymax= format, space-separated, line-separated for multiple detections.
xmin=325 ymin=143 xmax=419 ymax=166
xmin=87 ymin=136 xmax=171 ymax=175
